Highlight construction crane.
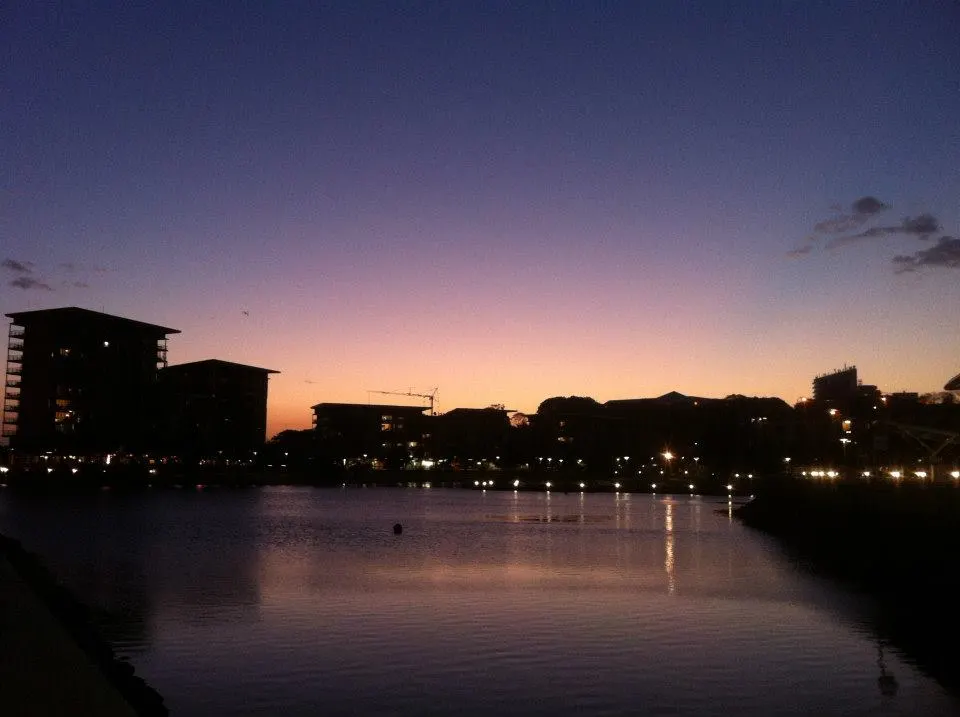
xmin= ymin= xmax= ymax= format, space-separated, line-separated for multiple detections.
xmin=368 ymin=387 xmax=439 ymax=415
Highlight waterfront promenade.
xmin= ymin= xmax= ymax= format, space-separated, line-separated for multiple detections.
xmin=0 ymin=552 xmax=140 ymax=717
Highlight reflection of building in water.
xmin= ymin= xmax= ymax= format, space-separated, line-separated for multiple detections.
xmin=664 ymin=502 xmax=676 ymax=594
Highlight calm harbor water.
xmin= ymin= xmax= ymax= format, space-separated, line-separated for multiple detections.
xmin=0 ymin=486 xmax=956 ymax=716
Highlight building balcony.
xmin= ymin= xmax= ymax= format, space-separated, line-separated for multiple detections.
xmin=8 ymin=327 xmax=24 ymax=338
xmin=5 ymin=379 xmax=20 ymax=389
xmin=5 ymin=366 xmax=21 ymax=376
xmin=8 ymin=339 xmax=23 ymax=351
xmin=4 ymin=393 xmax=18 ymax=403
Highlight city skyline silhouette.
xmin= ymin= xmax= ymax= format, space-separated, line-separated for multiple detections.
xmin=3 ymin=3 xmax=958 ymax=439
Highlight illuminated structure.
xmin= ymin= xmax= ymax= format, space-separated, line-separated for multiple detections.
xmin=160 ymin=359 xmax=278 ymax=457
xmin=2 ymin=307 xmax=179 ymax=453
xmin=311 ymin=402 xmax=429 ymax=465
xmin=812 ymin=366 xmax=879 ymax=404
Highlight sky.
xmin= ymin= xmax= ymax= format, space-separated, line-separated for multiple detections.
xmin=3 ymin=1 xmax=959 ymax=438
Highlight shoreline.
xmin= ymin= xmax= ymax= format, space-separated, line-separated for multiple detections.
xmin=0 ymin=534 xmax=168 ymax=716
xmin=735 ymin=481 xmax=960 ymax=696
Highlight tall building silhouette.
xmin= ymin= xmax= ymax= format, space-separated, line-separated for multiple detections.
xmin=2 ymin=307 xmax=179 ymax=453
xmin=159 ymin=359 xmax=278 ymax=457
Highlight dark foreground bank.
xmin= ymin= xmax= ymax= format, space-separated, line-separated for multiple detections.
xmin=736 ymin=480 xmax=960 ymax=695
xmin=0 ymin=534 xmax=168 ymax=716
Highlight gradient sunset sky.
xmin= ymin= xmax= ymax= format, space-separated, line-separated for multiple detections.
xmin=4 ymin=2 xmax=959 ymax=437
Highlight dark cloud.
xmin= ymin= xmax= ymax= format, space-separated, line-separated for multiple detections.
xmin=10 ymin=276 xmax=53 ymax=291
xmin=2 ymin=258 xmax=34 ymax=273
xmin=892 ymin=236 xmax=960 ymax=273
xmin=826 ymin=213 xmax=942 ymax=249
xmin=63 ymin=280 xmax=90 ymax=289
xmin=901 ymin=213 xmax=940 ymax=236
xmin=813 ymin=196 xmax=890 ymax=235
xmin=851 ymin=196 xmax=889 ymax=216
xmin=795 ymin=196 xmax=952 ymax=274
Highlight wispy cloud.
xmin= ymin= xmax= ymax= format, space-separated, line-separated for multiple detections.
xmin=826 ymin=213 xmax=941 ymax=249
xmin=2 ymin=258 xmax=34 ymax=273
xmin=892 ymin=236 xmax=960 ymax=273
xmin=786 ymin=245 xmax=812 ymax=258
xmin=811 ymin=196 xmax=890 ymax=235
xmin=10 ymin=276 xmax=53 ymax=291
xmin=2 ymin=258 xmax=102 ymax=291
xmin=790 ymin=197 xmax=954 ymax=274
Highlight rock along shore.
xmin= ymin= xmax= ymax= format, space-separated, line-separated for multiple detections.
xmin=0 ymin=533 xmax=168 ymax=716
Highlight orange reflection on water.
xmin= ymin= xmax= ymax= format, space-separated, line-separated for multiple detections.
xmin=664 ymin=501 xmax=676 ymax=595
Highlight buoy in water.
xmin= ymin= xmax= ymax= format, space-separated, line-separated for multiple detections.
xmin=393 ymin=523 xmax=403 ymax=535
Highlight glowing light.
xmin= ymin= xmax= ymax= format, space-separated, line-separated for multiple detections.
xmin=890 ymin=471 xmax=902 ymax=479
xmin=614 ymin=482 xmax=621 ymax=489
xmin=71 ymin=468 xmax=78 ymax=474
xmin=914 ymin=471 xmax=927 ymax=478
xmin=545 ymin=481 xmax=552 ymax=489
xmin=662 ymin=451 xmax=673 ymax=461
xmin=651 ymin=483 xmax=657 ymax=490
xmin=951 ymin=471 xmax=960 ymax=479
xmin=688 ymin=484 xmax=694 ymax=491
xmin=513 ymin=479 xmax=520 ymax=487
xmin=0 ymin=467 xmax=8 ymax=474
xmin=726 ymin=484 xmax=733 ymax=491
xmin=862 ymin=471 xmax=871 ymax=477
xmin=579 ymin=482 xmax=585 ymax=489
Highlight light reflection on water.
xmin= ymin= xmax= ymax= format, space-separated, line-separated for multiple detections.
xmin=0 ymin=487 xmax=957 ymax=717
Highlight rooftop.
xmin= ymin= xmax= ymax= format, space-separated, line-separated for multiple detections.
xmin=6 ymin=307 xmax=179 ymax=336
xmin=163 ymin=359 xmax=278 ymax=374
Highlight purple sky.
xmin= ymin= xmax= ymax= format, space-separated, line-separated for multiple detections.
xmin=3 ymin=2 xmax=959 ymax=436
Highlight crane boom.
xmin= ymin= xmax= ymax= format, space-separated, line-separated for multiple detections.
xmin=368 ymin=387 xmax=438 ymax=415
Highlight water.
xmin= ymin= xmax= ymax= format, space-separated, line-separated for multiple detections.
xmin=0 ymin=487 xmax=956 ymax=716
